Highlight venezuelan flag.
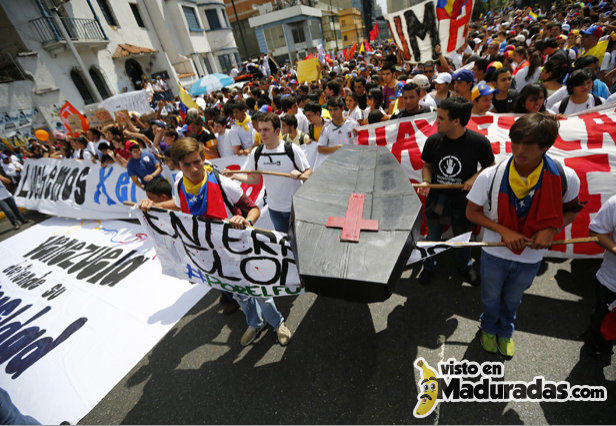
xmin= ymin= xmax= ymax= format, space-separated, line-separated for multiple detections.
xmin=523 ymin=7 xmax=538 ymax=20
xmin=436 ymin=0 xmax=469 ymax=19
xmin=178 ymin=83 xmax=199 ymax=120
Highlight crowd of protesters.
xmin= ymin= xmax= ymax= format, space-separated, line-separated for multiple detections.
xmin=0 ymin=0 xmax=614 ymax=359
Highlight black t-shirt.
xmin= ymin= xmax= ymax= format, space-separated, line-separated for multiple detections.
xmin=492 ymin=90 xmax=517 ymax=113
xmin=421 ymin=130 xmax=495 ymax=220
xmin=390 ymin=106 xmax=432 ymax=119
xmin=195 ymin=128 xmax=216 ymax=144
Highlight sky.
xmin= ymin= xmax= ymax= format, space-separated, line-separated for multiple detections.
xmin=376 ymin=0 xmax=387 ymax=14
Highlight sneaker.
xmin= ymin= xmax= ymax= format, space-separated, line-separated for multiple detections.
xmin=481 ymin=331 xmax=498 ymax=353
xmin=276 ymin=322 xmax=291 ymax=346
xmin=462 ymin=267 xmax=479 ymax=286
xmin=13 ymin=223 xmax=20 ymax=230
xmin=221 ymin=298 xmax=240 ymax=315
xmin=418 ymin=268 xmax=435 ymax=286
xmin=498 ymin=336 xmax=515 ymax=357
xmin=240 ymin=324 xmax=265 ymax=346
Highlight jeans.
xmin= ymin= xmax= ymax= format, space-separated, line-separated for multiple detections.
xmin=0 ymin=197 xmax=25 ymax=226
xmin=480 ymin=251 xmax=541 ymax=338
xmin=423 ymin=219 xmax=473 ymax=272
xmin=234 ymin=295 xmax=284 ymax=329
xmin=269 ymin=209 xmax=291 ymax=233
xmin=0 ymin=388 xmax=40 ymax=425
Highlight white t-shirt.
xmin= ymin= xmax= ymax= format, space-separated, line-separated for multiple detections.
xmin=419 ymin=93 xmax=437 ymax=109
xmin=545 ymin=86 xmax=568 ymax=112
xmin=467 ymin=160 xmax=580 ymax=264
xmin=245 ymin=142 xmax=310 ymax=212
xmin=72 ymin=149 xmax=93 ymax=160
xmin=161 ymin=165 xmax=179 ymax=186
xmin=228 ymin=119 xmax=256 ymax=150
xmin=589 ymin=194 xmax=616 ymax=292
xmin=315 ymin=118 xmax=358 ymax=168
xmin=348 ymin=106 xmax=365 ymax=122
xmin=295 ymin=110 xmax=310 ymax=134
xmin=216 ymin=129 xmax=235 ymax=158
xmin=513 ymin=66 xmax=541 ymax=93
xmin=551 ymin=94 xmax=604 ymax=115
xmin=172 ymin=168 xmax=243 ymax=218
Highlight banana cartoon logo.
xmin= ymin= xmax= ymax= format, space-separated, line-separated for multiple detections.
xmin=414 ymin=358 xmax=439 ymax=418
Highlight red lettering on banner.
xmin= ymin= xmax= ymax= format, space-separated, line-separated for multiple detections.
xmin=491 ymin=142 xmax=500 ymax=154
xmin=446 ymin=4 xmax=473 ymax=51
xmin=414 ymin=119 xmax=438 ymax=138
xmin=579 ymin=112 xmax=616 ymax=150
xmin=375 ymin=126 xmax=387 ymax=146
xmin=468 ymin=115 xmax=493 ymax=136
xmin=564 ymin=154 xmax=611 ymax=255
xmin=393 ymin=17 xmax=411 ymax=60
xmin=392 ymin=121 xmax=423 ymax=169
xmin=357 ymin=129 xmax=369 ymax=145
xmin=553 ymin=134 xmax=582 ymax=151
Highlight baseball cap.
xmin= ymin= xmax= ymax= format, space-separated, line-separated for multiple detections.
xmin=581 ymin=24 xmax=603 ymax=37
xmin=487 ymin=61 xmax=503 ymax=71
xmin=471 ymin=83 xmax=497 ymax=101
xmin=411 ymin=74 xmax=430 ymax=90
xmin=452 ymin=69 xmax=475 ymax=83
xmin=126 ymin=140 xmax=139 ymax=150
xmin=434 ymin=72 xmax=452 ymax=84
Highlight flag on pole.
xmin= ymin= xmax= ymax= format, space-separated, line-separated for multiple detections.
xmin=365 ymin=40 xmax=373 ymax=53
xmin=178 ymin=83 xmax=199 ymax=120
xmin=369 ymin=23 xmax=379 ymax=41
xmin=359 ymin=41 xmax=365 ymax=54
xmin=58 ymin=101 xmax=89 ymax=136
xmin=436 ymin=0 xmax=474 ymax=54
xmin=346 ymin=41 xmax=357 ymax=60
xmin=342 ymin=47 xmax=348 ymax=59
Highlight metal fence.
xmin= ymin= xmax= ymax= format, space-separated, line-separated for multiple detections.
xmin=29 ymin=16 xmax=107 ymax=45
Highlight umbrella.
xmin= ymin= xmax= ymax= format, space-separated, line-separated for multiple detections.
xmin=188 ymin=73 xmax=234 ymax=96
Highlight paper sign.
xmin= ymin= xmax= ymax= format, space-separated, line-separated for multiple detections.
xmin=297 ymin=58 xmax=320 ymax=83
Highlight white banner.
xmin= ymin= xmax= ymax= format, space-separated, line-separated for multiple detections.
xmin=98 ymin=90 xmax=154 ymax=115
xmin=135 ymin=208 xmax=304 ymax=298
xmin=14 ymin=158 xmax=146 ymax=219
xmin=356 ymin=105 xmax=616 ymax=258
xmin=0 ymin=217 xmax=208 ymax=424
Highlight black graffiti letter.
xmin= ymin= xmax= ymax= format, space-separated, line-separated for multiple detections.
xmin=404 ymin=1 xmax=439 ymax=61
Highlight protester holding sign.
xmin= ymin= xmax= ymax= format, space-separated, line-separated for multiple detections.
xmin=466 ymin=113 xmax=583 ymax=357
xmin=224 ymin=112 xmax=312 ymax=346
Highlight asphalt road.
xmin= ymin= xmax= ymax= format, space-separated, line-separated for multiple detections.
xmin=2 ymin=213 xmax=614 ymax=424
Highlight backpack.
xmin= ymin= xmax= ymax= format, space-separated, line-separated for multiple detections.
xmin=254 ymin=141 xmax=302 ymax=172
xmin=558 ymin=94 xmax=603 ymax=114
xmin=486 ymin=158 xmax=568 ymax=216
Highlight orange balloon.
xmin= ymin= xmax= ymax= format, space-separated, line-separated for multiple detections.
xmin=35 ymin=129 xmax=49 ymax=142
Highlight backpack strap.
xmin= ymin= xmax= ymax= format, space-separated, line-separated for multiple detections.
xmin=308 ymin=123 xmax=315 ymax=141
xmin=253 ymin=144 xmax=265 ymax=171
xmin=558 ymin=96 xmax=570 ymax=114
xmin=592 ymin=93 xmax=603 ymax=106
xmin=552 ymin=158 xmax=568 ymax=197
xmin=283 ymin=140 xmax=302 ymax=171
xmin=487 ymin=161 xmax=508 ymax=219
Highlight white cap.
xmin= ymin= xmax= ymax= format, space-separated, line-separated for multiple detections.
xmin=515 ymin=34 xmax=526 ymax=43
xmin=411 ymin=74 xmax=430 ymax=90
xmin=434 ymin=72 xmax=452 ymax=84
xmin=562 ymin=23 xmax=571 ymax=32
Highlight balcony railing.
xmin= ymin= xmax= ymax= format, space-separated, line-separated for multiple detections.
xmin=30 ymin=16 xmax=107 ymax=45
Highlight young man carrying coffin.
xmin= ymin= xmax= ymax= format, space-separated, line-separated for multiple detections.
xmin=138 ymin=137 xmax=260 ymax=316
xmin=466 ymin=113 xmax=584 ymax=357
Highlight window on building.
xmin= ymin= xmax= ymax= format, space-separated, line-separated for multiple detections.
xmin=89 ymin=67 xmax=111 ymax=99
xmin=341 ymin=19 xmax=345 ymax=26
xmin=96 ymin=0 xmax=117 ymax=26
xmin=70 ymin=69 xmax=95 ymax=105
xmin=129 ymin=3 xmax=145 ymax=28
xmin=290 ymin=23 xmax=305 ymax=44
xmin=182 ymin=6 xmax=202 ymax=31
xmin=204 ymin=9 xmax=221 ymax=30
xmin=310 ymin=20 xmax=321 ymax=40
xmin=223 ymin=11 xmax=230 ymax=27
xmin=203 ymin=55 xmax=213 ymax=74
xmin=263 ymin=25 xmax=285 ymax=50
xmin=343 ymin=35 xmax=348 ymax=41
xmin=219 ymin=54 xmax=232 ymax=74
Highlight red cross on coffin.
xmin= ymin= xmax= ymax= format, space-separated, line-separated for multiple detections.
xmin=325 ymin=193 xmax=379 ymax=242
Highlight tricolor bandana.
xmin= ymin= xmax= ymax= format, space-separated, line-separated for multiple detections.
xmin=497 ymin=156 xmax=563 ymax=253
xmin=177 ymin=165 xmax=228 ymax=219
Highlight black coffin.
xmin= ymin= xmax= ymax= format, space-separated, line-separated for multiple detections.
xmin=289 ymin=145 xmax=422 ymax=303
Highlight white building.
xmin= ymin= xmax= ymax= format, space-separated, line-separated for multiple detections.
xmin=0 ymin=0 xmax=241 ymax=133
